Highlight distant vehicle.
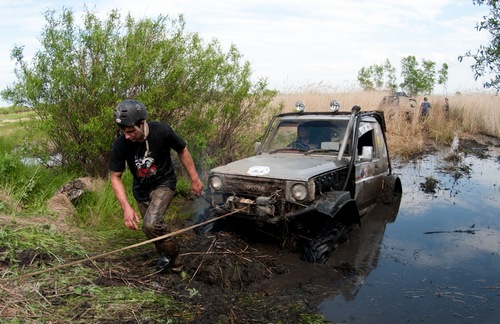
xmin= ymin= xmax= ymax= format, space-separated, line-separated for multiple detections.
xmin=195 ymin=101 xmax=402 ymax=263
xmin=379 ymin=92 xmax=417 ymax=118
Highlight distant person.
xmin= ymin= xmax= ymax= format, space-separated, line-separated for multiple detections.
xmin=420 ymin=97 xmax=431 ymax=118
xmin=109 ymin=100 xmax=203 ymax=273
xmin=444 ymin=97 xmax=450 ymax=119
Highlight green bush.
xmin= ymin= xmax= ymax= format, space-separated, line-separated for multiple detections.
xmin=2 ymin=8 xmax=280 ymax=178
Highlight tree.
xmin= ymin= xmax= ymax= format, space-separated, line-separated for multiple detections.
xmin=1 ymin=8 xmax=279 ymax=178
xmin=384 ymin=59 xmax=398 ymax=93
xmin=356 ymin=59 xmax=397 ymax=92
xmin=438 ymin=63 xmax=449 ymax=91
xmin=399 ymin=56 xmax=437 ymax=96
xmin=459 ymin=0 xmax=500 ymax=91
xmin=357 ymin=66 xmax=375 ymax=91
xmin=358 ymin=57 xmax=447 ymax=96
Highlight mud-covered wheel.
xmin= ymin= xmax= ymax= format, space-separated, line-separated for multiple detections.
xmin=193 ymin=207 xmax=221 ymax=235
xmin=301 ymin=222 xmax=348 ymax=263
xmin=380 ymin=175 xmax=402 ymax=204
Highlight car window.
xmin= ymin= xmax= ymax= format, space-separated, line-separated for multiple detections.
xmin=357 ymin=124 xmax=374 ymax=157
xmin=263 ymin=119 xmax=349 ymax=154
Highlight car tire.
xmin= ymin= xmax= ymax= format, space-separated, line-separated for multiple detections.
xmin=380 ymin=175 xmax=402 ymax=204
xmin=301 ymin=222 xmax=348 ymax=263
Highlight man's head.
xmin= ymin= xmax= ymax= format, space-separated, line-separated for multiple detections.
xmin=114 ymin=100 xmax=148 ymax=128
xmin=297 ymin=124 xmax=310 ymax=141
xmin=114 ymin=100 xmax=148 ymax=142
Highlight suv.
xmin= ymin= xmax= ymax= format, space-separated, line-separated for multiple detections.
xmin=195 ymin=101 xmax=402 ymax=263
xmin=379 ymin=92 xmax=417 ymax=118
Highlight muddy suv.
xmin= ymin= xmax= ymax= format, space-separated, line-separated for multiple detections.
xmin=195 ymin=101 xmax=402 ymax=263
xmin=379 ymin=92 xmax=417 ymax=118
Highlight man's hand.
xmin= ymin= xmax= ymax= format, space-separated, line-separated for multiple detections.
xmin=191 ymin=178 xmax=203 ymax=198
xmin=123 ymin=207 xmax=140 ymax=230
xmin=110 ymin=171 xmax=140 ymax=230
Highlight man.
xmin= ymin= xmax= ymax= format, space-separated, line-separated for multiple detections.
xmin=109 ymin=100 xmax=203 ymax=273
xmin=290 ymin=124 xmax=318 ymax=150
xmin=420 ymin=97 xmax=431 ymax=118
xmin=444 ymin=97 xmax=450 ymax=119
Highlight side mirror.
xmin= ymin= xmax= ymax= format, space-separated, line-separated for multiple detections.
xmin=360 ymin=146 xmax=373 ymax=162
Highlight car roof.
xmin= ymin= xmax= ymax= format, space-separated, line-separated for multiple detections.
xmin=279 ymin=114 xmax=351 ymax=122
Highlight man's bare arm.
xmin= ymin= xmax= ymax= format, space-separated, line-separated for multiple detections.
xmin=177 ymin=147 xmax=203 ymax=197
xmin=110 ymin=171 xmax=140 ymax=230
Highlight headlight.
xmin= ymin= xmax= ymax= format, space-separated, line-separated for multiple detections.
xmin=210 ymin=176 xmax=223 ymax=191
xmin=295 ymin=100 xmax=305 ymax=112
xmin=330 ymin=99 xmax=340 ymax=112
xmin=291 ymin=183 xmax=308 ymax=201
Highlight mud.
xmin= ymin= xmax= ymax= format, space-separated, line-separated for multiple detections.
xmin=1 ymin=135 xmax=499 ymax=323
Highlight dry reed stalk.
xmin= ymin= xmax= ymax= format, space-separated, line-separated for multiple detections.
xmin=273 ymin=90 xmax=500 ymax=159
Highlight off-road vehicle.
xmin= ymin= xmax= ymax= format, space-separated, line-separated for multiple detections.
xmin=379 ymin=92 xmax=417 ymax=118
xmin=195 ymin=101 xmax=402 ymax=263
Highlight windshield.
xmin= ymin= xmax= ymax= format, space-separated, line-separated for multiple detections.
xmin=262 ymin=118 xmax=350 ymax=155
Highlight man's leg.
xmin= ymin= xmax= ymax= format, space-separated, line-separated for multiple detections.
xmin=137 ymin=186 xmax=182 ymax=272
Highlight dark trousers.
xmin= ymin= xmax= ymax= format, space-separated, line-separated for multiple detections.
xmin=137 ymin=186 xmax=179 ymax=258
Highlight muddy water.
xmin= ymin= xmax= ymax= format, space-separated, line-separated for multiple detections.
xmin=318 ymin=151 xmax=500 ymax=323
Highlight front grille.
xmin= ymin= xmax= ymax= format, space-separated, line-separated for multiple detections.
xmin=219 ymin=175 xmax=291 ymax=220
xmin=222 ymin=175 xmax=285 ymax=198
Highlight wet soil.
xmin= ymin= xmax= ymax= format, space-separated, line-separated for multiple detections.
xmin=86 ymin=223 xmax=367 ymax=323
xmin=1 ymin=135 xmax=499 ymax=323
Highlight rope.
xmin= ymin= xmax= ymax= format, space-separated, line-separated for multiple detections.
xmin=1 ymin=208 xmax=244 ymax=281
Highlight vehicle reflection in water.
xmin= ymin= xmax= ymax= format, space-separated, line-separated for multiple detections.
xmin=325 ymin=197 xmax=401 ymax=302
xmin=319 ymin=152 xmax=500 ymax=323
xmin=257 ymin=193 xmax=402 ymax=311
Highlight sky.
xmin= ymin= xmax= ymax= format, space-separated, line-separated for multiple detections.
xmin=0 ymin=0 xmax=494 ymax=106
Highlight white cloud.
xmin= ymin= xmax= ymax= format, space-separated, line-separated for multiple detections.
xmin=0 ymin=0 xmax=494 ymax=106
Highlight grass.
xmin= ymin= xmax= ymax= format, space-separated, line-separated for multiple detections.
xmin=0 ymin=219 xmax=182 ymax=322
xmin=0 ymin=90 xmax=499 ymax=322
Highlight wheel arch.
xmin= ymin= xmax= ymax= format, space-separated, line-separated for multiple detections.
xmin=380 ymin=174 xmax=402 ymax=204
xmin=312 ymin=191 xmax=361 ymax=226
xmin=332 ymin=199 xmax=361 ymax=226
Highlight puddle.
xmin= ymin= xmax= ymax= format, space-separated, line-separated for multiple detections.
xmin=319 ymin=152 xmax=500 ymax=323
xmin=181 ymin=143 xmax=499 ymax=322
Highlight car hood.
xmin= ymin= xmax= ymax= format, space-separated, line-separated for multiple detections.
xmin=210 ymin=153 xmax=349 ymax=181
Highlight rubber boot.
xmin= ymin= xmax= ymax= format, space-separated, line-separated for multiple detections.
xmin=155 ymin=238 xmax=182 ymax=272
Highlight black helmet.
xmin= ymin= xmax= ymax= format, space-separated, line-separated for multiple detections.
xmin=114 ymin=100 xmax=148 ymax=127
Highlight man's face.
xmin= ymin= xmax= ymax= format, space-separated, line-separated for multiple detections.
xmin=122 ymin=123 xmax=144 ymax=142
xmin=298 ymin=127 xmax=309 ymax=140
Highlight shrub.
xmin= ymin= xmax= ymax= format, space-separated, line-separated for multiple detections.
xmin=1 ymin=8 xmax=280 ymax=178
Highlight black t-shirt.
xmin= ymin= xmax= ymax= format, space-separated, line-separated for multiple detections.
xmin=109 ymin=121 xmax=186 ymax=201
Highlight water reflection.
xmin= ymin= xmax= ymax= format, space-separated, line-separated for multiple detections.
xmin=320 ymin=152 xmax=500 ymax=323
xmin=325 ymin=198 xmax=401 ymax=301
xmin=259 ymin=192 xmax=402 ymax=311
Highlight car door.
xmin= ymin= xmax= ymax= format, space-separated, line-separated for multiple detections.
xmin=354 ymin=118 xmax=389 ymax=212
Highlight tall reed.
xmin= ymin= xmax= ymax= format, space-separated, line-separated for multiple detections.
xmin=273 ymin=90 xmax=499 ymax=160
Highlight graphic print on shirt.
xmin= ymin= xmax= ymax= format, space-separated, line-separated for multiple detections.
xmin=135 ymin=154 xmax=157 ymax=180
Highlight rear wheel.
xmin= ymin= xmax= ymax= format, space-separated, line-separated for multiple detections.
xmin=301 ymin=222 xmax=348 ymax=263
xmin=380 ymin=176 xmax=402 ymax=204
